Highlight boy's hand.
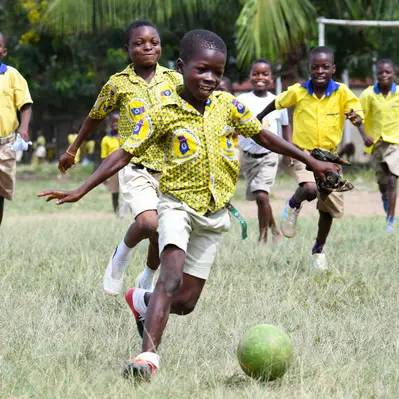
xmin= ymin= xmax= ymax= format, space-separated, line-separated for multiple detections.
xmin=345 ymin=109 xmax=362 ymax=127
xmin=37 ymin=189 xmax=83 ymax=204
xmin=58 ymin=151 xmax=76 ymax=173
xmin=308 ymin=158 xmax=339 ymax=182
xmin=362 ymin=135 xmax=374 ymax=147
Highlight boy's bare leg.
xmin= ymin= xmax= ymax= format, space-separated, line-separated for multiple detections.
xmin=0 ymin=197 xmax=4 ymax=226
xmin=255 ymin=191 xmax=271 ymax=242
xmin=291 ymin=182 xmax=318 ymax=205
xmin=312 ymin=210 xmax=333 ymax=254
xmin=112 ymin=193 xmax=119 ymax=214
xmin=386 ymin=174 xmax=397 ymax=219
xmin=141 ymin=245 xmax=205 ymax=352
xmin=124 ymin=210 xmax=158 ymax=249
xmin=103 ymin=210 xmax=159 ymax=294
xmin=378 ymin=181 xmax=389 ymax=214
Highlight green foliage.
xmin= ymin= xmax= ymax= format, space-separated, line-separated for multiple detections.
xmin=236 ymin=0 xmax=315 ymax=68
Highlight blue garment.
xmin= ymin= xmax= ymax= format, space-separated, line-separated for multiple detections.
xmin=301 ymin=79 xmax=340 ymax=97
xmin=0 ymin=63 xmax=8 ymax=74
xmin=373 ymin=82 xmax=397 ymax=94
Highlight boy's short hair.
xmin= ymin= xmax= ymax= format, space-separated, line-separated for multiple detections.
xmin=309 ymin=46 xmax=335 ymax=63
xmin=124 ymin=20 xmax=158 ymax=45
xmin=180 ymin=29 xmax=227 ymax=62
xmin=250 ymin=59 xmax=273 ymax=72
xmin=376 ymin=58 xmax=395 ymax=70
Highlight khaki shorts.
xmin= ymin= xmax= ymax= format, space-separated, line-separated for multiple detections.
xmin=372 ymin=141 xmax=399 ymax=184
xmin=241 ymin=151 xmax=279 ymax=199
xmin=118 ymin=165 xmax=160 ymax=218
xmin=103 ymin=173 xmax=119 ymax=194
xmin=0 ymin=136 xmax=17 ymax=201
xmin=157 ymin=195 xmax=231 ymax=280
xmin=289 ymin=158 xmax=344 ymax=218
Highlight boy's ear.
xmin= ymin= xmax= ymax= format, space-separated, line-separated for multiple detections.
xmin=332 ymin=64 xmax=336 ymax=74
xmin=176 ymin=58 xmax=184 ymax=74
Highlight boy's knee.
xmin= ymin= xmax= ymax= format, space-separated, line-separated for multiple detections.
xmin=173 ymin=294 xmax=198 ymax=315
xmin=255 ymin=191 xmax=269 ymax=206
xmin=135 ymin=212 xmax=158 ymax=236
xmin=300 ymin=182 xmax=317 ymax=200
xmin=387 ymin=174 xmax=397 ymax=190
xmin=159 ymin=271 xmax=182 ymax=296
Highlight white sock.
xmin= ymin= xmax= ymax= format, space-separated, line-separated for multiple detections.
xmin=111 ymin=240 xmax=132 ymax=279
xmin=141 ymin=265 xmax=155 ymax=282
xmin=133 ymin=288 xmax=149 ymax=317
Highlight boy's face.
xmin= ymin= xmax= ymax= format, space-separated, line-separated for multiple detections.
xmin=126 ymin=26 xmax=161 ymax=67
xmin=377 ymin=62 xmax=394 ymax=89
xmin=309 ymin=52 xmax=335 ymax=88
xmin=250 ymin=62 xmax=272 ymax=92
xmin=177 ymin=48 xmax=226 ymax=102
xmin=0 ymin=34 xmax=7 ymax=60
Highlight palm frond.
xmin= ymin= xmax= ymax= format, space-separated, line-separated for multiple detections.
xmin=236 ymin=0 xmax=314 ymax=68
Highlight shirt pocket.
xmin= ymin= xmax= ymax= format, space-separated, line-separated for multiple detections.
xmin=325 ymin=112 xmax=340 ymax=131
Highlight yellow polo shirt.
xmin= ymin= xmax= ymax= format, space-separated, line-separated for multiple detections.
xmin=360 ymin=83 xmax=399 ymax=153
xmin=100 ymin=135 xmax=120 ymax=158
xmin=276 ymin=80 xmax=363 ymax=151
xmin=123 ymin=89 xmax=262 ymax=214
xmin=89 ymin=64 xmax=182 ymax=171
xmin=0 ymin=64 xmax=33 ymax=137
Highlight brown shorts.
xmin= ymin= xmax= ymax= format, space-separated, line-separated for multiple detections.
xmin=289 ymin=158 xmax=344 ymax=218
xmin=372 ymin=141 xmax=399 ymax=184
xmin=0 ymin=138 xmax=17 ymax=200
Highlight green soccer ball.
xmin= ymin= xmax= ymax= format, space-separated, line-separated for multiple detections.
xmin=237 ymin=324 xmax=293 ymax=381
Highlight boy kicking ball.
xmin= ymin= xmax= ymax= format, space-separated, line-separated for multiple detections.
xmin=39 ymin=30 xmax=337 ymax=381
xmin=258 ymin=46 xmax=373 ymax=270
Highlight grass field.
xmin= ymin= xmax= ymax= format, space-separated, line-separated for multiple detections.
xmin=1 ymin=164 xmax=399 ymax=398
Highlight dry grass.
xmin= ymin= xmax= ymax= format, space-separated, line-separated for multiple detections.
xmin=1 ymin=165 xmax=398 ymax=398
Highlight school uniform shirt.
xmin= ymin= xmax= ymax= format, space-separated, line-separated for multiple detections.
xmin=100 ymin=135 xmax=120 ymax=158
xmin=122 ymin=89 xmax=262 ymax=214
xmin=89 ymin=64 xmax=182 ymax=171
xmin=360 ymin=83 xmax=399 ymax=153
xmin=275 ymin=79 xmax=363 ymax=151
xmin=0 ymin=64 xmax=33 ymax=137
xmin=237 ymin=91 xmax=289 ymax=155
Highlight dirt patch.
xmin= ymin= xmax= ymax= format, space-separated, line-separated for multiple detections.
xmin=235 ymin=189 xmax=384 ymax=219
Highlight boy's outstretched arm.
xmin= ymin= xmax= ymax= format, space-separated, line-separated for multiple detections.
xmin=257 ymin=100 xmax=276 ymax=122
xmin=39 ymin=148 xmax=132 ymax=204
xmin=18 ymin=104 xmax=32 ymax=141
xmin=345 ymin=109 xmax=374 ymax=147
xmin=58 ymin=116 xmax=104 ymax=173
xmin=253 ymin=129 xmax=338 ymax=180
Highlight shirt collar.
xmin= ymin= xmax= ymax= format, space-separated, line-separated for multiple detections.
xmin=302 ymin=79 xmax=340 ymax=97
xmin=0 ymin=63 xmax=7 ymax=74
xmin=373 ymin=82 xmax=397 ymax=94
xmin=173 ymin=85 xmax=215 ymax=115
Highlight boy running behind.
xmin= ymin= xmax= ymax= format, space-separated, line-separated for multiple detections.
xmin=57 ymin=21 xmax=182 ymax=294
xmin=358 ymin=58 xmax=399 ymax=232
xmin=258 ymin=46 xmax=372 ymax=270
xmin=238 ymin=59 xmax=290 ymax=243
xmin=0 ymin=32 xmax=32 ymax=226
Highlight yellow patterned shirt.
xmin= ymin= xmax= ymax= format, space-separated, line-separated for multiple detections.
xmin=122 ymin=90 xmax=262 ymax=214
xmin=89 ymin=64 xmax=182 ymax=170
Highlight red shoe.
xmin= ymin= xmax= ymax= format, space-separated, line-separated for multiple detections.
xmin=125 ymin=288 xmax=145 ymax=338
xmin=122 ymin=352 xmax=159 ymax=381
